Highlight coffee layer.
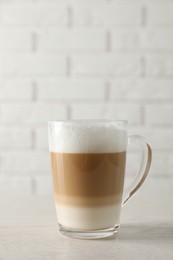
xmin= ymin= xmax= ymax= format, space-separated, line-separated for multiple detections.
xmin=55 ymin=194 xmax=122 ymax=207
xmin=51 ymin=152 xmax=126 ymax=207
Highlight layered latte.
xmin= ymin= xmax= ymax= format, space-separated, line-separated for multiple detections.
xmin=49 ymin=123 xmax=127 ymax=230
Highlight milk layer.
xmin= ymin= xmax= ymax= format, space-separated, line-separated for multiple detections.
xmin=55 ymin=203 xmax=121 ymax=230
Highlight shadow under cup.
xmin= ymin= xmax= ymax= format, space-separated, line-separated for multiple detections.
xmin=48 ymin=120 xmax=152 ymax=239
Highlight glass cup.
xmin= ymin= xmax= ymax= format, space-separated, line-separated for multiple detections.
xmin=48 ymin=120 xmax=152 ymax=239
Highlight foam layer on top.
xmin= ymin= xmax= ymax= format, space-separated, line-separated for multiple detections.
xmin=48 ymin=122 xmax=127 ymax=153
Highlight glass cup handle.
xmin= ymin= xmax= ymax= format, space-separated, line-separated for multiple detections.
xmin=123 ymin=135 xmax=152 ymax=206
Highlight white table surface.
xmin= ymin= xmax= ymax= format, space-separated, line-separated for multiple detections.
xmin=0 ymin=179 xmax=173 ymax=260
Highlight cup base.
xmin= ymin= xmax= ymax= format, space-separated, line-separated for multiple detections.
xmin=59 ymin=224 xmax=120 ymax=239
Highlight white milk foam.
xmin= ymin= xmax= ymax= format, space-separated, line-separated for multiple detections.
xmin=48 ymin=122 xmax=127 ymax=153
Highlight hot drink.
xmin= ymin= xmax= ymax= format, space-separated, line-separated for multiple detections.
xmin=49 ymin=123 xmax=127 ymax=229
xmin=48 ymin=120 xmax=152 ymax=239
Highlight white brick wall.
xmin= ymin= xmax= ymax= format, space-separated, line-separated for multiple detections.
xmin=110 ymin=79 xmax=173 ymax=100
xmin=38 ymin=29 xmax=106 ymax=51
xmin=112 ymin=29 xmax=173 ymax=50
xmin=71 ymin=104 xmax=141 ymax=125
xmin=0 ymin=128 xmax=32 ymax=149
xmin=1 ymin=5 xmax=68 ymax=26
xmin=146 ymin=55 xmax=173 ymax=76
xmin=148 ymin=4 xmax=173 ymax=25
xmin=0 ymin=0 xmax=173 ymax=195
xmin=0 ymin=54 xmax=67 ymax=75
xmin=35 ymin=128 xmax=48 ymax=149
xmin=146 ymin=105 xmax=173 ymax=125
xmin=73 ymin=4 xmax=142 ymax=26
xmin=1 ymin=151 xmax=49 ymax=174
xmin=129 ymin=127 xmax=173 ymax=151
xmin=0 ymin=31 xmax=32 ymax=51
xmin=0 ymin=177 xmax=32 ymax=195
xmin=37 ymin=79 xmax=105 ymax=100
xmin=0 ymin=79 xmax=33 ymax=100
xmin=1 ymin=103 xmax=67 ymax=124
xmin=72 ymin=54 xmax=141 ymax=76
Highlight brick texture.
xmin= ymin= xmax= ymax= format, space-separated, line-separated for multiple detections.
xmin=0 ymin=128 xmax=32 ymax=149
xmin=1 ymin=103 xmax=67 ymax=124
xmin=38 ymin=29 xmax=106 ymax=51
xmin=1 ymin=151 xmax=49 ymax=174
xmin=1 ymin=5 xmax=68 ymax=26
xmin=35 ymin=128 xmax=48 ymax=149
xmin=37 ymin=79 xmax=105 ymax=100
xmin=146 ymin=55 xmax=173 ymax=76
xmin=129 ymin=127 xmax=173 ymax=151
xmin=0 ymin=31 xmax=32 ymax=51
xmin=0 ymin=54 xmax=66 ymax=75
xmin=148 ymin=4 xmax=173 ymax=25
xmin=71 ymin=104 xmax=141 ymax=125
xmin=110 ymin=79 xmax=173 ymax=100
xmin=0 ymin=79 xmax=33 ymax=100
xmin=73 ymin=4 xmax=142 ymax=26
xmin=0 ymin=177 xmax=32 ymax=195
xmin=111 ymin=29 xmax=173 ymax=50
xmin=72 ymin=54 xmax=141 ymax=76
xmin=145 ymin=104 xmax=173 ymax=125
xmin=0 ymin=0 xmax=172 ymax=194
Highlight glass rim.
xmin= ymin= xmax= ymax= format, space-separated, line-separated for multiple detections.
xmin=48 ymin=119 xmax=128 ymax=126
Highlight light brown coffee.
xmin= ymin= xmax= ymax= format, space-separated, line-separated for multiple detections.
xmin=51 ymin=151 xmax=126 ymax=207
